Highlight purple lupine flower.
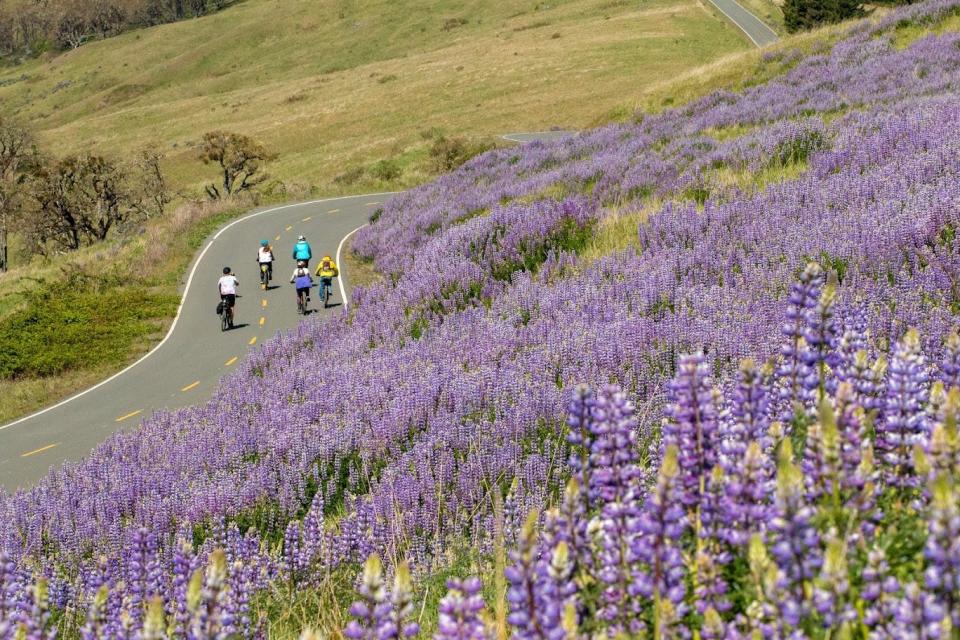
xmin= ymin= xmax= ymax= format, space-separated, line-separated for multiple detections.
xmin=878 ymin=329 xmax=930 ymax=488
xmin=700 ymin=607 xmax=726 ymax=640
xmin=927 ymin=386 xmax=960 ymax=481
xmin=802 ymin=278 xmax=839 ymax=398
xmin=587 ymin=385 xmax=644 ymax=632
xmin=844 ymin=350 xmax=887 ymax=414
xmin=171 ymin=537 xmax=193 ymax=637
xmin=283 ymin=520 xmax=303 ymax=581
xmin=302 ymin=491 xmax=325 ymax=569
xmin=537 ymin=540 xmax=577 ymax=640
xmin=721 ymin=441 xmax=772 ymax=547
xmin=435 ymin=577 xmax=490 ymax=640
xmin=381 ymin=563 xmax=419 ymax=640
xmin=940 ymin=331 xmax=960 ymax=390
xmin=566 ymin=384 xmax=595 ymax=512
xmin=126 ymin=527 xmax=151 ymax=626
xmin=861 ymin=548 xmax=899 ymax=639
xmin=923 ymin=475 xmax=960 ymax=628
xmin=812 ymin=534 xmax=855 ymax=629
xmin=890 ymin=582 xmax=950 ymax=640
xmin=769 ymin=440 xmax=820 ymax=628
xmin=588 ymin=385 xmax=644 ymax=509
xmin=541 ymin=479 xmax=591 ymax=588
xmin=694 ymin=545 xmax=730 ymax=617
xmin=662 ymin=353 xmax=720 ymax=510
xmin=505 ymin=511 xmax=552 ymax=640
xmin=801 ymin=398 xmax=843 ymax=502
xmin=729 ymin=358 xmax=772 ymax=453
xmin=344 ymin=554 xmax=391 ymax=640
xmin=630 ymin=445 xmax=688 ymax=630
xmin=188 ymin=548 xmax=229 ymax=640
xmin=80 ymin=585 xmax=109 ymax=640
xmin=777 ymin=263 xmax=823 ymax=423
xmin=835 ymin=304 xmax=868 ymax=382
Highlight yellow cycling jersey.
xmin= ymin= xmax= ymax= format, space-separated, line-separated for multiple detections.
xmin=316 ymin=258 xmax=339 ymax=278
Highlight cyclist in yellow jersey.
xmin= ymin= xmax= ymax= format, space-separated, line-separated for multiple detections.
xmin=315 ymin=255 xmax=339 ymax=306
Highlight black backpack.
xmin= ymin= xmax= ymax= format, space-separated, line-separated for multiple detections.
xmin=216 ymin=301 xmax=224 ymax=316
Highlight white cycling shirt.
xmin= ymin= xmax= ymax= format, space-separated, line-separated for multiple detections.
xmin=258 ymin=247 xmax=274 ymax=263
xmin=218 ymin=275 xmax=239 ymax=295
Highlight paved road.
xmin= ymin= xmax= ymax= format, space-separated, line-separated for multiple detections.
xmin=0 ymin=133 xmax=570 ymax=490
xmin=706 ymin=0 xmax=778 ymax=47
xmin=501 ymin=131 xmax=575 ymax=143
xmin=0 ymin=194 xmax=388 ymax=490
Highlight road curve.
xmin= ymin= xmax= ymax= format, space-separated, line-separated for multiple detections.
xmin=0 ymin=194 xmax=389 ymax=490
xmin=0 ymin=133 xmax=570 ymax=490
xmin=501 ymin=131 xmax=575 ymax=143
xmin=706 ymin=0 xmax=779 ymax=47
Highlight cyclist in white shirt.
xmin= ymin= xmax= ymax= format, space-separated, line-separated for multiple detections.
xmin=257 ymin=240 xmax=274 ymax=285
xmin=218 ymin=266 xmax=239 ymax=325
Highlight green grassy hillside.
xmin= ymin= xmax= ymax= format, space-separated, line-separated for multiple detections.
xmin=0 ymin=0 xmax=748 ymax=196
xmin=0 ymin=0 xmax=771 ymax=424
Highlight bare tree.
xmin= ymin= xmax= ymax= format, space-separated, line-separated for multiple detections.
xmin=29 ymin=154 xmax=142 ymax=252
xmin=127 ymin=147 xmax=170 ymax=218
xmin=0 ymin=118 xmax=38 ymax=271
xmin=54 ymin=0 xmax=93 ymax=50
xmin=198 ymin=131 xmax=274 ymax=200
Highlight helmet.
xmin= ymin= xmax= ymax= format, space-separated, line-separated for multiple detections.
xmin=322 ymin=255 xmax=332 ymax=261
xmin=297 ymin=260 xmax=306 ymax=268
xmin=298 ymin=235 xmax=306 ymax=241
xmin=222 ymin=266 xmax=231 ymax=274
xmin=260 ymin=240 xmax=269 ymax=247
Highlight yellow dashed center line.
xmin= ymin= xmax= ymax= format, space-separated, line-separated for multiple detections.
xmin=328 ymin=208 xmax=340 ymax=213
xmin=115 ymin=409 xmax=142 ymax=422
xmin=285 ymin=225 xmax=293 ymax=231
xmin=275 ymin=234 xmax=280 ymax=241
xmin=302 ymin=216 xmax=312 ymax=222
xmin=21 ymin=443 xmax=59 ymax=458
xmin=262 ymin=299 xmax=268 ymax=307
xmin=249 ymin=336 xmax=257 ymax=346
xmin=259 ymin=316 xmax=266 ymax=326
xmin=225 ymin=356 xmax=238 ymax=366
xmin=181 ymin=381 xmax=200 ymax=392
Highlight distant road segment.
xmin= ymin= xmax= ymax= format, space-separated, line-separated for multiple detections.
xmin=706 ymin=0 xmax=779 ymax=47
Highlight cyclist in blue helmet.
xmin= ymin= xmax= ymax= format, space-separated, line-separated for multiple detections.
xmin=257 ymin=239 xmax=275 ymax=287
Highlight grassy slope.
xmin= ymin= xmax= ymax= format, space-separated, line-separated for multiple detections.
xmin=0 ymin=0 xmax=750 ymax=422
xmin=0 ymin=0 xmax=747 ymax=197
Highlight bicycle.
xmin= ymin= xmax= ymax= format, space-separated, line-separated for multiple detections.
xmin=259 ymin=263 xmax=271 ymax=289
xmin=321 ymin=277 xmax=333 ymax=308
xmin=297 ymin=289 xmax=309 ymax=315
xmin=220 ymin=299 xmax=233 ymax=331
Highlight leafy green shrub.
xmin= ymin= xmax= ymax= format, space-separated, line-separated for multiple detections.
xmin=772 ymin=128 xmax=828 ymax=167
xmin=333 ymin=166 xmax=365 ymax=185
xmin=0 ymin=278 xmax=178 ymax=379
xmin=429 ymin=136 xmax=494 ymax=173
xmin=369 ymin=159 xmax=402 ymax=182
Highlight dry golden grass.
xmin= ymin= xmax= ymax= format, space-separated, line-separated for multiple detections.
xmin=0 ymin=0 xmax=748 ymax=197
xmin=341 ymin=235 xmax=382 ymax=293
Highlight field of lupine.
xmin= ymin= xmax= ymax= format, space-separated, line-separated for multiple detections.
xmin=4 ymin=0 xmax=960 ymax=636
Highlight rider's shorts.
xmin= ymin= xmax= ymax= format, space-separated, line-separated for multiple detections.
xmin=220 ymin=294 xmax=236 ymax=308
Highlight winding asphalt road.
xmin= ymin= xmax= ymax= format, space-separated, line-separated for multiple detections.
xmin=0 ymin=133 xmax=579 ymax=490
xmin=706 ymin=0 xmax=778 ymax=47
xmin=0 ymin=194 xmax=391 ymax=490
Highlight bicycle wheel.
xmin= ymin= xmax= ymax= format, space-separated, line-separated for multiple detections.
xmin=221 ymin=310 xmax=229 ymax=331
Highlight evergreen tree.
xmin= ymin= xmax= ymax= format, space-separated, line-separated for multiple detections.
xmin=784 ymin=0 xmax=863 ymax=33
